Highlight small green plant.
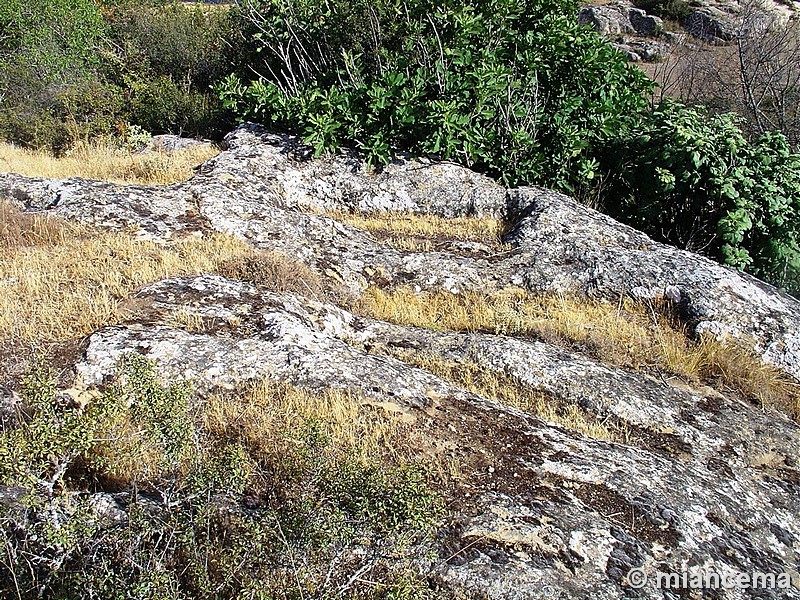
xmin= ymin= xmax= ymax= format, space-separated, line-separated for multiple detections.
xmin=1 ymin=359 xmax=443 ymax=599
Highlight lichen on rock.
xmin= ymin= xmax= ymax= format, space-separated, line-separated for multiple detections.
xmin=2 ymin=124 xmax=800 ymax=597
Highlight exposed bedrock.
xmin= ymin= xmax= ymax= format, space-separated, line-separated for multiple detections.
xmin=2 ymin=123 xmax=800 ymax=596
xmin=2 ymin=123 xmax=799 ymax=380
xmin=73 ymin=273 xmax=800 ymax=599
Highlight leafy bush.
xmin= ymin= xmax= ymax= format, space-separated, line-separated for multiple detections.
xmin=0 ymin=0 xmax=107 ymax=79
xmin=219 ymin=0 xmax=653 ymax=191
xmin=0 ymin=0 xmax=118 ymax=151
xmin=109 ymin=1 xmax=237 ymax=138
xmin=0 ymin=0 xmax=236 ymax=150
xmin=632 ymin=0 xmax=695 ymax=21
xmin=603 ymin=102 xmax=800 ymax=293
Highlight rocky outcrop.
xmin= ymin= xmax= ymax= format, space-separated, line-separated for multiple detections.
xmin=2 ymin=124 xmax=800 ymax=597
xmin=683 ymin=6 xmax=739 ymax=42
xmin=580 ymin=0 xmax=796 ymax=60
xmin=578 ymin=2 xmax=664 ymax=36
xmin=579 ymin=2 xmax=669 ymax=61
xmin=2 ymin=124 xmax=799 ymax=380
xmin=612 ymin=38 xmax=671 ymax=61
xmin=73 ymin=273 xmax=800 ymax=598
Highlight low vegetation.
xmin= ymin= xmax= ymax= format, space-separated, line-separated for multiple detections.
xmin=359 ymin=286 xmax=800 ymax=418
xmin=0 ymin=140 xmax=219 ymax=185
xmin=0 ymin=356 xmax=441 ymax=598
xmin=0 ymin=0 xmax=236 ymax=152
xmin=0 ymin=202 xmax=253 ymax=343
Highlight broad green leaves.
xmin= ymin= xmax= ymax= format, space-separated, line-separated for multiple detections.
xmin=606 ymin=103 xmax=800 ymax=293
xmin=218 ymin=0 xmax=652 ymax=189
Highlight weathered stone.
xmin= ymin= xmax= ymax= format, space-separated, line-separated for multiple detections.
xmin=629 ymin=7 xmax=664 ymax=35
xmin=578 ymin=2 xmax=664 ymax=38
xmin=613 ymin=39 xmax=671 ymax=61
xmin=146 ymin=134 xmax=214 ymax=154
xmin=683 ymin=7 xmax=739 ymax=42
xmin=3 ymin=123 xmax=800 ymax=597
xmin=71 ymin=273 xmax=800 ymax=599
xmin=2 ymin=124 xmax=800 ymax=381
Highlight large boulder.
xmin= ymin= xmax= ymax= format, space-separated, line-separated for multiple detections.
xmin=578 ymin=2 xmax=664 ymax=36
xmin=683 ymin=6 xmax=739 ymax=42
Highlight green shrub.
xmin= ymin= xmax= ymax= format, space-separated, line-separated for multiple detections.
xmin=632 ymin=0 xmax=694 ymax=21
xmin=0 ymin=0 xmax=107 ymax=78
xmin=126 ymin=75 xmax=228 ymax=138
xmin=108 ymin=1 xmax=236 ymax=137
xmin=0 ymin=0 xmax=121 ymax=151
xmin=603 ymin=102 xmax=800 ymax=293
xmin=1 ymin=358 xmax=442 ymax=598
xmin=110 ymin=2 xmax=234 ymax=92
xmin=219 ymin=0 xmax=653 ymax=192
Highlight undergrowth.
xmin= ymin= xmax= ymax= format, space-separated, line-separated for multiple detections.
xmin=0 ymin=356 xmax=442 ymax=599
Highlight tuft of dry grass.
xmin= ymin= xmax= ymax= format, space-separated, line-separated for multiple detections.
xmin=218 ymin=251 xmax=327 ymax=300
xmin=328 ymin=211 xmax=506 ymax=247
xmin=93 ymin=379 xmax=415 ymax=490
xmin=202 ymin=380 xmax=413 ymax=467
xmin=360 ymin=286 xmax=800 ymax=418
xmin=0 ymin=203 xmax=254 ymax=342
xmin=0 ymin=202 xmax=82 ymax=248
xmin=0 ymin=141 xmax=218 ymax=185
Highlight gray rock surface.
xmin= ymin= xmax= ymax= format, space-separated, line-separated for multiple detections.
xmin=612 ymin=39 xmax=671 ymax=61
xmin=146 ymin=134 xmax=214 ymax=153
xmin=73 ymin=273 xmax=800 ymax=599
xmin=2 ymin=124 xmax=800 ymax=596
xmin=579 ymin=2 xmax=667 ymax=62
xmin=683 ymin=6 xmax=739 ymax=42
xmin=579 ymin=2 xmax=664 ymax=36
xmin=2 ymin=124 xmax=800 ymax=382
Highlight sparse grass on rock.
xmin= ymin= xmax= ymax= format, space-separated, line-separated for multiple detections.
xmin=360 ymin=286 xmax=800 ymax=418
xmin=0 ymin=206 xmax=253 ymax=343
xmin=396 ymin=353 xmax=633 ymax=443
xmin=329 ymin=211 xmax=506 ymax=248
xmin=0 ymin=141 xmax=218 ymax=185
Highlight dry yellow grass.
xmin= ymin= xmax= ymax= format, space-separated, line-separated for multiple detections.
xmin=360 ymin=287 xmax=800 ymax=417
xmin=328 ymin=211 xmax=506 ymax=247
xmin=203 ymin=380 xmax=412 ymax=466
xmin=0 ymin=203 xmax=254 ymax=343
xmin=2 ymin=197 xmax=796 ymax=420
xmin=0 ymin=201 xmax=79 ymax=248
xmin=218 ymin=250 xmax=329 ymax=300
xmin=0 ymin=141 xmax=218 ymax=185
xmin=399 ymin=353 xmax=631 ymax=442
xmin=92 ymin=380 xmax=413 ymax=489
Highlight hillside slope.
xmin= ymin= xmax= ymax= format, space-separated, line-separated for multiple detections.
xmin=1 ymin=125 xmax=799 ymax=598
